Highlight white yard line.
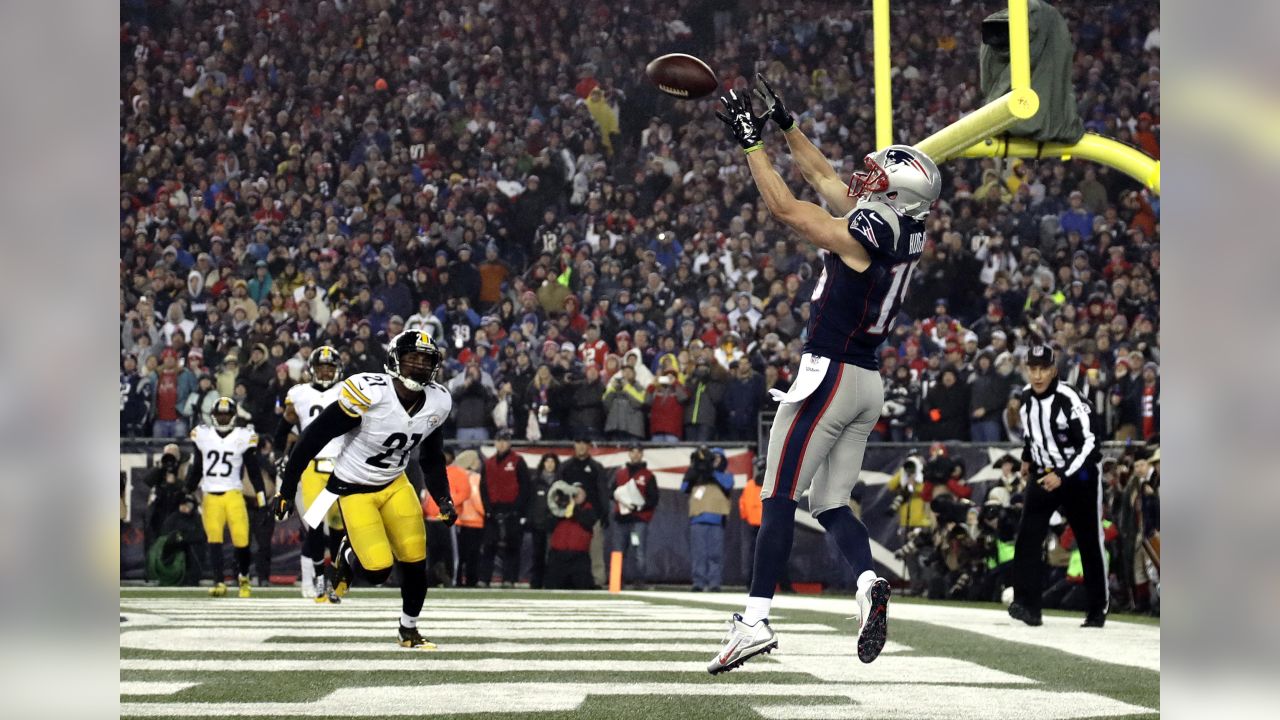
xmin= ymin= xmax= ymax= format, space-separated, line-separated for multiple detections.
xmin=120 ymin=656 xmax=1029 ymax=685
xmin=120 ymin=682 xmax=1154 ymax=718
xmin=120 ymin=682 xmax=197 ymax=696
xmin=626 ymin=591 xmax=1161 ymax=672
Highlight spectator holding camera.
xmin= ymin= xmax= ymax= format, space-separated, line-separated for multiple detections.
xmin=681 ymin=446 xmax=733 ymax=592
xmin=603 ymin=366 xmax=646 ymax=442
xmin=683 ymin=359 xmax=724 ymax=442
xmin=645 ymin=367 xmax=688 ymax=441
xmin=545 ymin=480 xmax=599 ymax=590
xmin=566 ymin=365 xmax=607 ymax=441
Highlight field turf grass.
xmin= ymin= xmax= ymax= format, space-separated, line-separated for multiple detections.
xmin=121 ymin=587 xmax=1158 ymax=719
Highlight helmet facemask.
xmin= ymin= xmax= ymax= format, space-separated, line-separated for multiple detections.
xmin=309 ymin=346 xmax=342 ymax=388
xmin=212 ymin=398 xmax=237 ymax=433
xmin=386 ymin=331 xmax=443 ymax=391
xmin=847 ymin=153 xmax=890 ymax=201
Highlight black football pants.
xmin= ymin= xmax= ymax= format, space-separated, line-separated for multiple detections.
xmin=1013 ymin=464 xmax=1109 ymax=616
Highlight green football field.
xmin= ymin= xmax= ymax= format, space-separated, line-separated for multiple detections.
xmin=120 ymin=587 xmax=1158 ymax=719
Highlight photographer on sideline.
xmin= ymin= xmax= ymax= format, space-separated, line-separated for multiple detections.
xmin=544 ymin=480 xmax=599 ymax=589
xmin=144 ymin=443 xmax=189 ymax=556
xmin=682 ymin=446 xmax=734 ymax=592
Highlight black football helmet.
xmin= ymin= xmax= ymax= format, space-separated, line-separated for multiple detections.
xmin=308 ymin=345 xmax=342 ymax=388
xmin=211 ymin=396 xmax=238 ymax=433
xmin=386 ymin=330 xmax=443 ymax=391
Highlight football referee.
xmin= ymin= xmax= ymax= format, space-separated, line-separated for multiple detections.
xmin=1009 ymin=345 xmax=1108 ymax=628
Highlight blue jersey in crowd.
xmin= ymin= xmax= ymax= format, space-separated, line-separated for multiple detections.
xmin=802 ymin=201 xmax=926 ymax=370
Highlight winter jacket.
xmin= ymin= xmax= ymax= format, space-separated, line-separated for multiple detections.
xmin=681 ymin=448 xmax=733 ymax=525
xmin=561 ymin=454 xmax=608 ymax=516
xmin=724 ymin=372 xmax=765 ymax=434
xmin=968 ymin=367 xmax=1011 ymax=423
xmin=645 ymin=381 xmax=688 ymax=438
xmin=452 ymin=380 xmax=495 ymax=430
xmin=923 ymin=382 xmax=970 ymax=440
xmin=566 ymin=379 xmax=606 ymax=437
xmin=549 ymin=497 xmax=598 ymax=553
xmin=423 ymin=466 xmax=474 ymax=519
xmin=603 ymin=380 xmax=646 ymax=439
xmin=612 ymin=462 xmax=659 ymax=524
xmin=683 ymin=375 xmax=725 ymax=431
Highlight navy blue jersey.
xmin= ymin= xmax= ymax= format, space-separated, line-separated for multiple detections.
xmin=802 ymin=202 xmax=926 ymax=370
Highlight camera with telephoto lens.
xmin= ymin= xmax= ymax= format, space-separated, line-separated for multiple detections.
xmin=160 ymin=453 xmax=179 ymax=473
xmin=930 ymin=494 xmax=974 ymax=527
xmin=547 ymin=480 xmax=578 ymax=518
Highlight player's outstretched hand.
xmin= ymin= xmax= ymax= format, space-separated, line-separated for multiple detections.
xmin=753 ymin=73 xmax=795 ymax=131
xmin=270 ymin=493 xmax=294 ymax=522
xmin=715 ymin=89 xmax=766 ymax=151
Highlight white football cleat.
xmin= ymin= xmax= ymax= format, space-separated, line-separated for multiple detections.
xmin=707 ymin=613 xmax=778 ymax=675
xmin=855 ymin=577 xmax=891 ymax=663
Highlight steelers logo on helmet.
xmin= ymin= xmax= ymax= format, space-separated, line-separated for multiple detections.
xmin=212 ymin=396 xmax=238 ymax=432
xmin=308 ymin=345 xmax=342 ymax=388
xmin=847 ymin=144 xmax=943 ymax=220
xmin=386 ymin=330 xmax=442 ymax=392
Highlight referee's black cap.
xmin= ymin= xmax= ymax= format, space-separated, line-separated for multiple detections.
xmin=1027 ymin=344 xmax=1055 ymax=368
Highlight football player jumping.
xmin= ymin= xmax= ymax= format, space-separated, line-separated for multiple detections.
xmin=276 ymin=346 xmax=346 ymax=603
xmin=187 ymin=397 xmax=267 ymax=598
xmin=272 ymin=331 xmax=458 ymax=649
xmin=709 ymin=75 xmax=942 ymax=673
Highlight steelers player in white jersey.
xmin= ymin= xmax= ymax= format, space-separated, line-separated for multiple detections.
xmin=187 ymin=397 xmax=267 ymax=598
xmin=276 ymin=346 xmax=346 ymax=602
xmin=272 ymin=331 xmax=458 ymax=648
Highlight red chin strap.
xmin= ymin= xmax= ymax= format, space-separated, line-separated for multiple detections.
xmin=847 ymin=154 xmax=889 ymax=199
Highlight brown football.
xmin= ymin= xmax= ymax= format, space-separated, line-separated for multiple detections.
xmin=645 ymin=53 xmax=719 ymax=99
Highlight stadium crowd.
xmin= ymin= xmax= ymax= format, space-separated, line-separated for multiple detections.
xmin=119 ymin=0 xmax=1160 ymax=450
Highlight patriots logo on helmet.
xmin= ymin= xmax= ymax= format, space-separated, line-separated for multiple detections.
xmin=883 ymin=148 xmax=931 ymax=182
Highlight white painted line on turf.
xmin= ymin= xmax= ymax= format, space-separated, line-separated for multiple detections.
xmin=119 ymin=656 xmax=1023 ymax=685
xmin=120 ymin=627 xmax=912 ymax=656
xmin=119 ymin=683 xmax=1155 ymax=718
xmin=119 ymin=682 xmax=197 ymax=696
xmin=627 ymin=591 xmax=1161 ymax=672
xmin=752 ymin=686 xmax=1154 ymax=720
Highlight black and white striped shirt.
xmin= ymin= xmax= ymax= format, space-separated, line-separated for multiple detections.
xmin=1019 ymin=379 xmax=1100 ymax=477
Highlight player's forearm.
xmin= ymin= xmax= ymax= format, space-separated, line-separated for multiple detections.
xmin=242 ymin=450 xmax=266 ymax=497
xmin=282 ymin=404 xmax=359 ymax=497
xmin=746 ymin=149 xmax=800 ymax=221
xmin=419 ymin=431 xmax=451 ymax=506
xmin=783 ymin=128 xmax=839 ymax=187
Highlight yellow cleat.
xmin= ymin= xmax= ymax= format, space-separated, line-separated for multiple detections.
xmin=208 ymin=582 xmax=227 ymax=598
xmin=238 ymin=576 xmax=252 ymax=598
xmin=334 ymin=579 xmax=349 ymax=599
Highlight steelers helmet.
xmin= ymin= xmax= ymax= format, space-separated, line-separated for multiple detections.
xmin=211 ymin=396 xmax=238 ymax=432
xmin=847 ymin=144 xmax=942 ymax=220
xmin=308 ymin=345 xmax=342 ymax=388
xmin=385 ymin=330 xmax=443 ymax=392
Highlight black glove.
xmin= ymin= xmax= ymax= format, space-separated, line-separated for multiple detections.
xmin=437 ymin=498 xmax=458 ymax=527
xmin=270 ymin=493 xmax=294 ymax=522
xmin=714 ymin=89 xmax=766 ymax=151
xmin=274 ymin=454 xmax=288 ymax=479
xmin=753 ymin=73 xmax=795 ymax=131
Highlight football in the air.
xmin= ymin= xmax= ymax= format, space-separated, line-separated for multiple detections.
xmin=645 ymin=53 xmax=719 ymax=99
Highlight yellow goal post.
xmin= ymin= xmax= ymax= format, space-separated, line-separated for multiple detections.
xmin=873 ymin=0 xmax=1160 ymax=194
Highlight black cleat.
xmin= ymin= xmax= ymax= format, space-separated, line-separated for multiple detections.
xmin=1008 ymin=602 xmax=1043 ymax=627
xmin=1081 ymin=612 xmax=1106 ymax=628
xmin=856 ymin=578 xmax=892 ymax=663
xmin=398 ymin=624 xmax=438 ymax=649
xmin=332 ymin=536 xmax=354 ymax=598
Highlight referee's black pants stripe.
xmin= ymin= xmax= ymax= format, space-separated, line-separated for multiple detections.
xmin=1013 ymin=466 xmax=1108 ymax=615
